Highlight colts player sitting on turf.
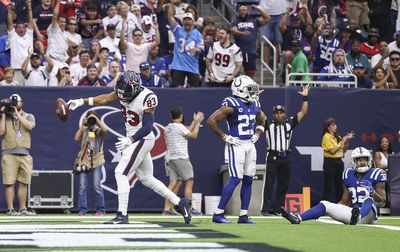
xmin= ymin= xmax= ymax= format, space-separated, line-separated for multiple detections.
xmin=282 ymin=147 xmax=386 ymax=225
xmin=207 ymin=75 xmax=266 ymax=224
xmin=67 ymin=71 xmax=192 ymax=224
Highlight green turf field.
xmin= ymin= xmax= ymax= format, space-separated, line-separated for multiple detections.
xmin=1 ymin=215 xmax=400 ymax=251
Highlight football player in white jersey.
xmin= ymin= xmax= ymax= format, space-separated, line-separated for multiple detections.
xmin=281 ymin=147 xmax=386 ymax=225
xmin=67 ymin=71 xmax=192 ymax=224
xmin=206 ymin=26 xmax=243 ymax=87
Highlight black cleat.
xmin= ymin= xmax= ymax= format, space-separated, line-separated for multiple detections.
xmin=281 ymin=207 xmax=300 ymax=224
xmin=104 ymin=211 xmax=129 ymax=224
xmin=350 ymin=207 xmax=360 ymax=225
xmin=174 ymin=198 xmax=192 ymax=224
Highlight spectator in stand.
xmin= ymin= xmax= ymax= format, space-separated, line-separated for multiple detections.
xmin=100 ymin=24 xmax=121 ymax=59
xmin=371 ymin=41 xmax=390 ymax=71
xmin=79 ymin=4 xmax=104 ymax=50
xmin=389 ymin=31 xmax=400 ymax=52
xmin=89 ymin=0 xmax=119 ymax=18
xmin=102 ymin=4 xmax=118 ymax=37
xmin=346 ymin=39 xmax=372 ymax=76
xmin=372 ymin=66 xmax=397 ymax=89
xmin=337 ymin=24 xmax=353 ymax=53
xmin=78 ymin=63 xmax=105 ymax=86
xmin=140 ymin=15 xmax=157 ymax=43
xmin=318 ymin=49 xmax=353 ymax=83
xmin=167 ymin=5 xmax=204 ymax=87
xmin=89 ymin=39 xmax=101 ymax=64
xmin=147 ymin=45 xmax=167 ymax=78
xmin=47 ymin=0 xmax=69 ymax=66
xmin=289 ymin=40 xmax=311 ymax=81
xmin=185 ymin=4 xmax=203 ymax=31
xmin=353 ymin=62 xmax=373 ymax=88
xmin=130 ymin=4 xmax=142 ymax=20
xmin=360 ymin=28 xmax=380 ymax=59
xmin=346 ymin=0 xmax=370 ymax=29
xmin=309 ymin=0 xmax=337 ymax=25
xmin=101 ymin=60 xmax=120 ymax=86
xmin=21 ymin=51 xmax=54 ymax=86
xmin=59 ymin=0 xmax=81 ymax=19
xmin=139 ymin=61 xmax=166 ymax=87
xmin=347 ymin=18 xmax=366 ymax=41
xmin=116 ymin=1 xmax=140 ymax=41
xmin=0 ymin=68 xmax=18 ymax=86
xmin=70 ymin=50 xmax=90 ymax=84
xmin=369 ymin=0 xmax=393 ymax=43
xmin=65 ymin=17 xmax=82 ymax=48
xmin=312 ymin=23 xmax=340 ymax=73
xmin=119 ymin=18 xmax=159 ymax=73
xmin=259 ymin=0 xmax=286 ymax=69
xmin=49 ymin=63 xmax=74 ymax=86
xmin=387 ymin=50 xmax=400 ymax=89
xmin=231 ymin=4 xmax=270 ymax=78
xmin=374 ymin=136 xmax=392 ymax=171
xmin=299 ymin=24 xmax=314 ymax=67
xmin=14 ymin=0 xmax=29 ymax=24
xmin=7 ymin=1 xmax=34 ymax=85
xmin=32 ymin=0 xmax=53 ymax=47
xmin=206 ymin=26 xmax=243 ymax=87
xmin=96 ymin=47 xmax=110 ymax=77
xmin=171 ymin=0 xmax=189 ymax=22
xmin=66 ymin=44 xmax=81 ymax=66
xmin=140 ymin=0 xmax=156 ymax=17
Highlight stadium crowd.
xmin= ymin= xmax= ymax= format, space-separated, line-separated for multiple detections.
xmin=0 ymin=0 xmax=398 ymax=88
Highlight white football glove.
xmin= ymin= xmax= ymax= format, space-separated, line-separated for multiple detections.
xmin=250 ymin=134 xmax=259 ymax=144
xmin=115 ymin=137 xmax=133 ymax=152
xmin=67 ymin=98 xmax=84 ymax=111
xmin=223 ymin=135 xmax=243 ymax=146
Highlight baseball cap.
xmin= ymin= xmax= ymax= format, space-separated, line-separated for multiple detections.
xmin=290 ymin=13 xmax=300 ymax=21
xmin=10 ymin=94 xmax=22 ymax=102
xmin=141 ymin=15 xmax=152 ymax=25
xmin=87 ymin=64 xmax=97 ymax=70
xmin=30 ymin=52 xmax=41 ymax=59
xmin=182 ymin=13 xmax=194 ymax=21
xmin=353 ymin=63 xmax=364 ymax=69
xmin=59 ymin=63 xmax=69 ymax=69
xmin=368 ymin=27 xmax=380 ymax=37
xmin=139 ymin=62 xmax=150 ymax=70
xmin=290 ymin=40 xmax=300 ymax=48
xmin=273 ymin=105 xmax=286 ymax=113
xmin=106 ymin=23 xmax=116 ymax=30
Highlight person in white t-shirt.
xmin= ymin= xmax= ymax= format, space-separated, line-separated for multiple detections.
xmin=119 ymin=18 xmax=159 ymax=73
xmin=0 ymin=68 xmax=19 ymax=86
xmin=47 ymin=0 xmax=69 ymax=65
xmin=69 ymin=50 xmax=90 ymax=85
xmin=102 ymin=4 xmax=119 ymax=37
xmin=389 ymin=31 xmax=400 ymax=52
xmin=100 ymin=24 xmax=121 ymax=59
xmin=7 ymin=1 xmax=35 ymax=85
xmin=140 ymin=15 xmax=156 ymax=43
xmin=65 ymin=16 xmax=82 ymax=48
xmin=21 ymin=52 xmax=54 ymax=86
xmin=116 ymin=1 xmax=140 ymax=41
xmin=164 ymin=106 xmax=204 ymax=216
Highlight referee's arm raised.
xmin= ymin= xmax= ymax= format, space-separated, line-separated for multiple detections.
xmin=296 ymin=85 xmax=310 ymax=123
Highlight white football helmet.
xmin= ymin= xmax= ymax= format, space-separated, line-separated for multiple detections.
xmin=351 ymin=147 xmax=373 ymax=173
xmin=231 ymin=75 xmax=259 ymax=103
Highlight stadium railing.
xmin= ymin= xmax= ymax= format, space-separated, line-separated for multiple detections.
xmin=285 ymin=64 xmax=358 ymax=88
xmin=261 ymin=35 xmax=277 ymax=87
xmin=210 ymin=0 xmax=237 ymax=25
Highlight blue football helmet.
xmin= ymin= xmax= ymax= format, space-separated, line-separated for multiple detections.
xmin=114 ymin=71 xmax=143 ymax=103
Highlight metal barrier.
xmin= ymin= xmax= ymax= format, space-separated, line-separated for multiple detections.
xmin=210 ymin=0 xmax=237 ymax=25
xmin=260 ymin=35 xmax=277 ymax=87
xmin=285 ymin=64 xmax=358 ymax=88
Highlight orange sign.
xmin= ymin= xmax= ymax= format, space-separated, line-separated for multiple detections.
xmin=284 ymin=187 xmax=310 ymax=214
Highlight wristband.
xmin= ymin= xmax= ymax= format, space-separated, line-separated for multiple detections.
xmin=88 ymin=97 xmax=94 ymax=106
xmin=256 ymin=125 xmax=265 ymax=133
xmin=302 ymin=96 xmax=308 ymax=101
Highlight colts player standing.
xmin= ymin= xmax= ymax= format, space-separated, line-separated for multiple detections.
xmin=207 ymin=75 xmax=266 ymax=224
xmin=282 ymin=147 xmax=386 ymax=225
xmin=67 ymin=71 xmax=192 ymax=224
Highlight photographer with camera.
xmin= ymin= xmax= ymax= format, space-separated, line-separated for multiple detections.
xmin=74 ymin=110 xmax=107 ymax=216
xmin=0 ymin=94 xmax=36 ymax=216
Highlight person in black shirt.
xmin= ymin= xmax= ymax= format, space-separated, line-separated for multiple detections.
xmin=261 ymin=85 xmax=310 ymax=216
xmin=353 ymin=62 xmax=373 ymax=88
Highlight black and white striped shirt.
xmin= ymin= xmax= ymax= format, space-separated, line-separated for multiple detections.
xmin=265 ymin=115 xmax=299 ymax=153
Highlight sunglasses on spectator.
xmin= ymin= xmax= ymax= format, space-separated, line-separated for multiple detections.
xmin=65 ymin=71 xmax=70 ymax=74
xmin=69 ymin=23 xmax=77 ymax=25
xmin=71 ymin=45 xmax=79 ymax=49
xmin=133 ymin=34 xmax=142 ymax=37
xmin=390 ymin=57 xmax=400 ymax=61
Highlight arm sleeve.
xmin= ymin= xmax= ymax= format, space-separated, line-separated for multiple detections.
xmin=132 ymin=112 xmax=154 ymax=142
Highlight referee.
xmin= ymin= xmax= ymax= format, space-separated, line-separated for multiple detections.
xmin=260 ymin=85 xmax=310 ymax=216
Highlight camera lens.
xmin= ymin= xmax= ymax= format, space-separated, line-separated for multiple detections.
xmin=87 ymin=116 xmax=96 ymax=126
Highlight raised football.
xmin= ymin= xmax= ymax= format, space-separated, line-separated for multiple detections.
xmin=55 ymin=98 xmax=69 ymax=122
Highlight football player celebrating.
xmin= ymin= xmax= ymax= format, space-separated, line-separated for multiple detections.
xmin=207 ymin=75 xmax=266 ymax=224
xmin=67 ymin=71 xmax=192 ymax=224
xmin=282 ymin=147 xmax=386 ymax=225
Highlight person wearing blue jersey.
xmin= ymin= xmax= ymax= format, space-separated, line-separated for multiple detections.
xmin=317 ymin=49 xmax=354 ymax=84
xmin=167 ymin=4 xmax=204 ymax=88
xmin=282 ymin=147 xmax=386 ymax=225
xmin=207 ymin=75 xmax=266 ymax=224
xmin=312 ymin=23 xmax=340 ymax=74
xmin=139 ymin=62 xmax=166 ymax=88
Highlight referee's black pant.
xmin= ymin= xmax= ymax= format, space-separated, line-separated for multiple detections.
xmin=261 ymin=157 xmax=291 ymax=214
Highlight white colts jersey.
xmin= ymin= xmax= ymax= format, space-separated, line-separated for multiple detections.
xmin=207 ymin=41 xmax=242 ymax=82
xmin=120 ymin=87 xmax=158 ymax=140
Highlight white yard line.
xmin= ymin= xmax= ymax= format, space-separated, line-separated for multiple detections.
xmin=318 ymin=218 xmax=400 ymax=231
